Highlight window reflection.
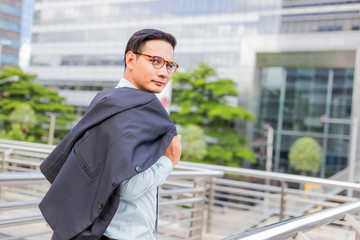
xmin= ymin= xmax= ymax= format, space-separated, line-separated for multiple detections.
xmin=255 ymin=67 xmax=354 ymax=176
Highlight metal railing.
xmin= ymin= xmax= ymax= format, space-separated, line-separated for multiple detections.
xmin=224 ymin=201 xmax=360 ymax=240
xmin=0 ymin=163 xmax=223 ymax=239
xmin=178 ymin=162 xmax=360 ymax=238
xmin=1 ymin=139 xmax=360 ymax=239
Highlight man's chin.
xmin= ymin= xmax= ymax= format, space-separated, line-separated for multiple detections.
xmin=148 ymin=85 xmax=165 ymax=93
xmin=151 ymin=89 xmax=163 ymax=94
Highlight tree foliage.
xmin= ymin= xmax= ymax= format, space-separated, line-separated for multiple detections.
xmin=288 ymin=137 xmax=323 ymax=174
xmin=0 ymin=66 xmax=77 ymax=143
xmin=181 ymin=125 xmax=207 ymax=162
xmin=171 ymin=64 xmax=257 ymax=167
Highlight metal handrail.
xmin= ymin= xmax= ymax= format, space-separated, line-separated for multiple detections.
xmin=0 ymin=200 xmax=40 ymax=211
xmin=0 ymin=139 xmax=55 ymax=150
xmin=223 ymin=201 xmax=360 ymax=240
xmin=0 ymin=216 xmax=44 ymax=228
xmin=0 ymin=170 xmax=220 ymax=239
xmin=0 ymin=172 xmax=47 ymax=186
xmin=178 ymin=162 xmax=360 ymax=190
xmin=0 ymin=170 xmax=223 ymax=186
xmin=0 ymin=144 xmax=53 ymax=154
xmin=1 ymin=140 xmax=360 ymax=239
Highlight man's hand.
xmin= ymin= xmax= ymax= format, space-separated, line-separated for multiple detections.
xmin=163 ymin=134 xmax=182 ymax=167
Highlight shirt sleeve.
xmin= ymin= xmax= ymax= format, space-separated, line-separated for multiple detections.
xmin=119 ymin=156 xmax=173 ymax=200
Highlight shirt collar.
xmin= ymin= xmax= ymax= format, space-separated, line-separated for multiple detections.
xmin=115 ymin=77 xmax=137 ymax=89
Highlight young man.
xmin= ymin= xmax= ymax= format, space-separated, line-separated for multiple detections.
xmin=39 ymin=29 xmax=182 ymax=240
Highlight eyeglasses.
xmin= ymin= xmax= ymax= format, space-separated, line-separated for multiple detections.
xmin=133 ymin=52 xmax=179 ymax=73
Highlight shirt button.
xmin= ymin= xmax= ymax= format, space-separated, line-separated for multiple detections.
xmin=111 ymin=180 xmax=117 ymax=187
xmin=135 ymin=166 xmax=141 ymax=173
xmin=98 ymin=201 xmax=103 ymax=209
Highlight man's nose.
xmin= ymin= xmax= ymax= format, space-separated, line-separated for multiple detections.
xmin=157 ymin=64 xmax=171 ymax=78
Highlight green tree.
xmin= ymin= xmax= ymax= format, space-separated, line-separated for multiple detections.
xmin=181 ymin=125 xmax=207 ymax=162
xmin=171 ymin=64 xmax=257 ymax=167
xmin=288 ymin=137 xmax=323 ymax=175
xmin=0 ymin=66 xmax=77 ymax=143
xmin=9 ymin=103 xmax=37 ymax=133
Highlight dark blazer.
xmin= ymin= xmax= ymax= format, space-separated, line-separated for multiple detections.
xmin=39 ymin=87 xmax=177 ymax=240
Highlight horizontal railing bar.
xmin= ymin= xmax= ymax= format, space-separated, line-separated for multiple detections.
xmin=0 ymin=144 xmax=53 ymax=154
xmin=164 ymin=180 xmax=195 ymax=188
xmin=179 ymin=162 xmax=360 ymax=190
xmin=0 ymin=173 xmax=47 ymax=186
xmin=5 ymin=159 xmax=41 ymax=167
xmin=159 ymin=207 xmax=201 ymax=217
xmin=0 ymin=169 xmax=222 ymax=186
xmin=0 ymin=215 xmax=44 ymax=228
xmin=285 ymin=188 xmax=357 ymax=202
xmin=285 ymin=196 xmax=339 ymax=206
xmin=0 ymin=200 xmax=41 ymax=211
xmin=169 ymin=170 xmax=224 ymax=178
xmin=0 ymin=139 xmax=55 ymax=150
xmin=159 ymin=216 xmax=202 ymax=228
xmin=213 ymin=193 xmax=264 ymax=205
xmin=160 ymin=187 xmax=205 ymax=196
xmin=215 ymin=178 xmax=281 ymax=192
xmin=224 ymin=201 xmax=360 ymax=240
xmin=159 ymin=197 xmax=203 ymax=206
xmin=212 ymin=185 xmax=275 ymax=198
xmin=1 ymin=230 xmax=53 ymax=240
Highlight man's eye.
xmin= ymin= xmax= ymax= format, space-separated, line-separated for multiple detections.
xmin=152 ymin=58 xmax=162 ymax=64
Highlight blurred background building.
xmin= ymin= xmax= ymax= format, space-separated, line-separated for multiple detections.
xmin=0 ymin=0 xmax=22 ymax=67
xmin=27 ymin=0 xmax=360 ymax=177
xmin=19 ymin=0 xmax=35 ymax=69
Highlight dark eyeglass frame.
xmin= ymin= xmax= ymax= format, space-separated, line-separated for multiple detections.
xmin=133 ymin=52 xmax=179 ymax=73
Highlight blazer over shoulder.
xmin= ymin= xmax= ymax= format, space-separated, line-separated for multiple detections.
xmin=39 ymin=87 xmax=177 ymax=240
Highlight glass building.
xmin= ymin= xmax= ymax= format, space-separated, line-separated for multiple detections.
xmin=19 ymin=0 xmax=35 ymax=70
xmin=29 ymin=0 xmax=360 ymax=177
xmin=249 ymin=0 xmax=360 ymax=177
xmin=29 ymin=0 xmax=282 ymax=111
xmin=0 ymin=0 xmax=22 ymax=67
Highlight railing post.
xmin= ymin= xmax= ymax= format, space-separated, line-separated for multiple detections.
xmin=190 ymin=177 xmax=205 ymax=239
xmin=0 ymin=149 xmax=13 ymax=200
xmin=279 ymin=181 xmax=287 ymax=221
xmin=2 ymin=149 xmax=13 ymax=172
xmin=344 ymin=214 xmax=360 ymax=234
xmin=206 ymin=177 xmax=215 ymax=233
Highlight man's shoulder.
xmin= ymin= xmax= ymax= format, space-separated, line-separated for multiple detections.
xmin=91 ymin=87 xmax=158 ymax=111
xmin=99 ymin=87 xmax=156 ymax=102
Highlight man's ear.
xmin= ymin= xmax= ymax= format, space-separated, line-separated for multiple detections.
xmin=126 ymin=51 xmax=136 ymax=70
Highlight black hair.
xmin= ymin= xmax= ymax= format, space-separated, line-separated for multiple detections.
xmin=124 ymin=29 xmax=177 ymax=68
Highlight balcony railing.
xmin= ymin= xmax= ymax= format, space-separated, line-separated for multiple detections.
xmin=224 ymin=201 xmax=360 ymax=240
xmin=0 ymin=139 xmax=360 ymax=239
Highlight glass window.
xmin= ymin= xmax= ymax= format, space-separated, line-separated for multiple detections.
xmin=0 ymin=3 xmax=22 ymax=17
xmin=256 ymin=66 xmax=354 ymax=177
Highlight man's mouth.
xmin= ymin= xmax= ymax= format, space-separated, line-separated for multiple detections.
xmin=153 ymin=80 xmax=166 ymax=86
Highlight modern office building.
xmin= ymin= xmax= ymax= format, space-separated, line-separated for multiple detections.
xmin=29 ymin=0 xmax=283 ymax=111
xmin=19 ymin=0 xmax=35 ymax=70
xmin=29 ymin=0 xmax=360 ymax=177
xmin=0 ymin=0 xmax=22 ymax=67
xmin=249 ymin=0 xmax=360 ymax=176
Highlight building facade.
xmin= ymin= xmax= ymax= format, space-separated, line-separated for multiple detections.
xmin=29 ymin=0 xmax=360 ymax=177
xmin=250 ymin=0 xmax=360 ymax=177
xmin=29 ymin=0 xmax=282 ymax=112
xmin=0 ymin=0 xmax=22 ymax=67
xmin=19 ymin=0 xmax=35 ymax=70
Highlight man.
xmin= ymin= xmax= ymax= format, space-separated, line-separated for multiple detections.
xmin=39 ymin=29 xmax=182 ymax=240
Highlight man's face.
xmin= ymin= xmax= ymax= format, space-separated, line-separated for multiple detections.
xmin=126 ymin=40 xmax=174 ymax=93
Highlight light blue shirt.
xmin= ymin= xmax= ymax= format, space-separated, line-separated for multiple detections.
xmin=104 ymin=78 xmax=173 ymax=239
